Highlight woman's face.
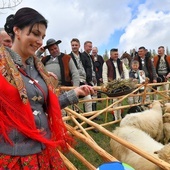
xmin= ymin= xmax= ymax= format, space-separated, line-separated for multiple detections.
xmin=14 ymin=23 xmax=46 ymax=59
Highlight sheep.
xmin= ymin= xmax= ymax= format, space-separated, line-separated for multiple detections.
xmin=164 ymin=103 xmax=170 ymax=113
xmin=163 ymin=112 xmax=170 ymax=123
xmin=110 ymin=126 xmax=170 ymax=170
xmin=163 ymin=123 xmax=170 ymax=144
xmin=120 ymin=100 xmax=163 ymax=141
xmin=162 ymin=113 xmax=170 ymax=144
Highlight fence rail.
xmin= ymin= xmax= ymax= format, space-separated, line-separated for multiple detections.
xmin=58 ymin=82 xmax=170 ymax=170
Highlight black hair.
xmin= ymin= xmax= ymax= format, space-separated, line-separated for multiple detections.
xmin=71 ymin=38 xmax=80 ymax=44
xmin=158 ymin=46 xmax=164 ymax=49
xmin=110 ymin=48 xmax=118 ymax=52
xmin=4 ymin=7 xmax=48 ymax=41
xmin=84 ymin=41 xmax=92 ymax=46
xmin=131 ymin=60 xmax=139 ymax=65
xmin=138 ymin=46 xmax=146 ymax=50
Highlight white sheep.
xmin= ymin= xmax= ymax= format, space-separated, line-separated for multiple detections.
xmin=162 ymin=113 xmax=170 ymax=144
xmin=120 ymin=100 xmax=163 ymax=141
xmin=110 ymin=126 xmax=170 ymax=170
xmin=163 ymin=123 xmax=170 ymax=144
xmin=164 ymin=103 xmax=170 ymax=113
xmin=163 ymin=112 xmax=170 ymax=123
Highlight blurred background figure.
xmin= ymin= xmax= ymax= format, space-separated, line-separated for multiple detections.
xmin=91 ymin=47 xmax=104 ymax=101
xmin=69 ymin=38 xmax=92 ymax=114
xmin=130 ymin=48 xmax=138 ymax=59
xmin=153 ymin=46 xmax=170 ymax=100
xmin=81 ymin=41 xmax=97 ymax=112
xmin=81 ymin=41 xmax=100 ymax=131
xmin=134 ymin=46 xmax=157 ymax=102
xmin=0 ymin=29 xmax=12 ymax=48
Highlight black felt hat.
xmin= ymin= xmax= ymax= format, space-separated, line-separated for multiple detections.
xmin=44 ymin=39 xmax=62 ymax=49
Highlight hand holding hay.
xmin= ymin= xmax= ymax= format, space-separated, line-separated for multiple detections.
xmin=101 ymin=79 xmax=137 ymax=96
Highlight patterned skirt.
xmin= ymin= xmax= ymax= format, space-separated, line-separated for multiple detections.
xmin=0 ymin=148 xmax=67 ymax=170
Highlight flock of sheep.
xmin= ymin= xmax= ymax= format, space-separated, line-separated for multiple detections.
xmin=110 ymin=101 xmax=170 ymax=170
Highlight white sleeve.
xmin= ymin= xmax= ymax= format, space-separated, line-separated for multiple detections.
xmin=122 ymin=63 xmax=129 ymax=79
xmin=102 ymin=62 xmax=108 ymax=84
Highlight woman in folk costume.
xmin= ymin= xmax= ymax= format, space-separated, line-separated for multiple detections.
xmin=0 ymin=7 xmax=94 ymax=169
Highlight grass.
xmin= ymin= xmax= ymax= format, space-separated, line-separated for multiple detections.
xmin=65 ymin=97 xmax=129 ymax=170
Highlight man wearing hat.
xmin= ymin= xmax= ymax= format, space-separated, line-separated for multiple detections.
xmin=37 ymin=38 xmax=79 ymax=87
xmin=102 ymin=48 xmax=129 ymax=120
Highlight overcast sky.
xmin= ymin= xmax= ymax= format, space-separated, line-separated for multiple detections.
xmin=1 ymin=0 xmax=170 ymax=56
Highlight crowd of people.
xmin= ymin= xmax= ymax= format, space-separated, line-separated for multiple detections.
xmin=0 ymin=6 xmax=170 ymax=169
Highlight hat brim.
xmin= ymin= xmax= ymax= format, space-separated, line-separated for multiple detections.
xmin=44 ymin=40 xmax=62 ymax=49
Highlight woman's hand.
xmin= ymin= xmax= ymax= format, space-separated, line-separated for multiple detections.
xmin=153 ymin=79 xmax=157 ymax=83
xmin=74 ymin=85 xmax=94 ymax=97
xmin=48 ymin=72 xmax=58 ymax=80
xmin=38 ymin=46 xmax=45 ymax=53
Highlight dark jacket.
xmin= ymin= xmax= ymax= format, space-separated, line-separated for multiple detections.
xmin=92 ymin=55 xmax=104 ymax=84
xmin=81 ymin=51 xmax=95 ymax=84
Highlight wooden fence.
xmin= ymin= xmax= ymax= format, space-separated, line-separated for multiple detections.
xmin=58 ymin=81 xmax=170 ymax=170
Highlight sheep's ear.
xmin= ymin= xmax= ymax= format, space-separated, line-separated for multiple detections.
xmin=163 ymin=113 xmax=170 ymax=118
xmin=160 ymin=101 xmax=165 ymax=106
xmin=154 ymin=150 xmax=160 ymax=154
xmin=162 ymin=114 xmax=166 ymax=118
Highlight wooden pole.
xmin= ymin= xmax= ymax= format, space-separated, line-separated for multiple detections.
xmin=67 ymin=144 xmax=96 ymax=170
xmin=58 ymin=150 xmax=78 ymax=170
xmin=73 ymin=87 xmax=140 ymax=130
xmin=69 ymin=114 xmax=96 ymax=143
xmin=65 ymin=107 xmax=170 ymax=170
xmin=66 ymin=124 xmax=118 ymax=163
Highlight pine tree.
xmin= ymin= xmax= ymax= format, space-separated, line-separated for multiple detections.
xmin=103 ymin=49 xmax=109 ymax=61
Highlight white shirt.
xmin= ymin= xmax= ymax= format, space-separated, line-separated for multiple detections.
xmin=102 ymin=60 xmax=129 ymax=84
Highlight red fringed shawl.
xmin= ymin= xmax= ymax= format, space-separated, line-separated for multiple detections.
xmin=0 ymin=45 xmax=73 ymax=150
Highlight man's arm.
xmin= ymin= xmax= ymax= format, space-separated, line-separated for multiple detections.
xmin=102 ymin=62 xmax=108 ymax=84
xmin=122 ymin=63 xmax=129 ymax=79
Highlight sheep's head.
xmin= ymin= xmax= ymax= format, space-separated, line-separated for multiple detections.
xmin=163 ymin=113 xmax=170 ymax=123
xmin=164 ymin=103 xmax=170 ymax=113
xmin=154 ymin=144 xmax=170 ymax=163
xmin=151 ymin=100 xmax=162 ymax=110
